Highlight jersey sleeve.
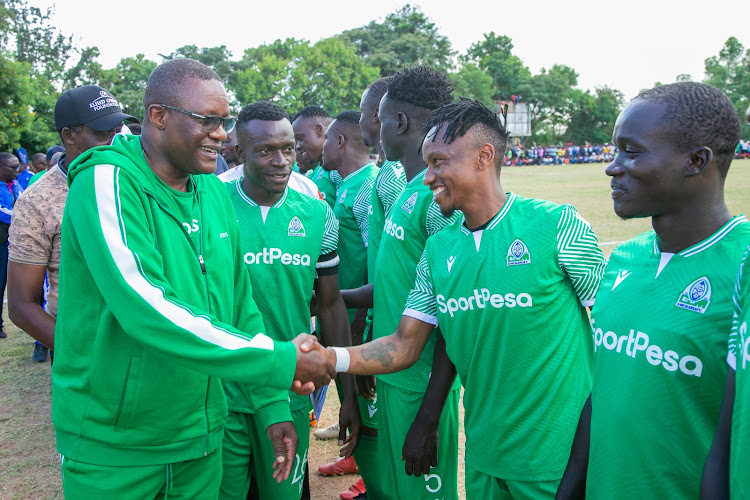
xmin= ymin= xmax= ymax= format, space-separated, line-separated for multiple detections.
xmin=353 ymin=178 xmax=376 ymax=247
xmin=728 ymin=246 xmax=750 ymax=370
xmin=319 ymin=203 xmax=339 ymax=257
xmin=8 ymin=190 xmax=51 ymax=266
xmin=403 ymin=249 xmax=439 ymax=326
xmin=425 ymin=201 xmax=460 ymax=237
xmin=556 ymin=205 xmax=606 ymax=307
xmin=376 ymin=163 xmax=406 ymax=216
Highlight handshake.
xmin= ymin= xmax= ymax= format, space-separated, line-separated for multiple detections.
xmin=289 ymin=334 xmax=341 ymax=395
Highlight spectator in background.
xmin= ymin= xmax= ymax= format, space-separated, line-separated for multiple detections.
xmin=30 ymin=153 xmax=47 ymax=174
xmin=0 ymin=152 xmax=23 ymax=339
xmin=8 ymin=85 xmax=137 ymax=362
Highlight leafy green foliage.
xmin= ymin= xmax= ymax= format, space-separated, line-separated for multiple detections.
xmin=704 ymin=37 xmax=750 ymax=139
xmin=337 ymin=4 xmax=454 ymax=76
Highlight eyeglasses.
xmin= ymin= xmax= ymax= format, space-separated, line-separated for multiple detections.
xmin=159 ymin=104 xmax=236 ymax=133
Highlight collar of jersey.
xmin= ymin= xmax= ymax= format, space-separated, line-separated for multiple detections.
xmin=459 ymin=192 xmax=517 ymax=235
xmin=340 ymin=162 xmax=377 ymax=184
xmin=651 ymin=215 xmax=748 ymax=258
xmin=235 ymin=177 xmax=288 ymax=208
xmin=406 ymin=168 xmax=427 ymax=188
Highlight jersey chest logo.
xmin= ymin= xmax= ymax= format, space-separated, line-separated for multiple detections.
xmin=337 ymin=189 xmax=347 ymax=204
xmin=288 ymin=216 xmax=305 ymax=237
xmin=675 ymin=276 xmax=711 ymax=314
xmin=506 ymin=238 xmax=530 ymax=266
xmin=612 ymin=270 xmax=631 ymax=290
xmin=401 ymin=192 xmax=417 ymax=214
xmin=447 ymin=255 xmax=456 ymax=274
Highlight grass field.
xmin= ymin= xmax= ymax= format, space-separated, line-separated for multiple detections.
xmin=1 ymin=159 xmax=749 ymax=499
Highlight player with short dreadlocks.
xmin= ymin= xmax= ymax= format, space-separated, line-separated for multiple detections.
xmin=319 ymin=97 xmax=606 ymax=499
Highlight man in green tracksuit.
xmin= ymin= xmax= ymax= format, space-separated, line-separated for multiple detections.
xmin=52 ymin=58 xmax=334 ymax=499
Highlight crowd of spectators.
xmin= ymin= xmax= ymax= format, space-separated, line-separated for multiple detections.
xmin=504 ymin=143 xmax=617 ymax=166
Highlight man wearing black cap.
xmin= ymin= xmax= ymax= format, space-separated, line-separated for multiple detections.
xmin=7 ymin=85 xmax=137 ymax=359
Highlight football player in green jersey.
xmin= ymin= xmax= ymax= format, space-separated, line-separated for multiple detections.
xmin=322 ymin=110 xmax=385 ymax=499
xmin=556 ymin=82 xmax=749 ymax=500
xmin=701 ymin=105 xmax=750 ymax=500
xmin=292 ymin=106 xmax=337 ymax=207
xmin=312 ymin=98 xmax=605 ymax=499
xmin=219 ymin=101 xmax=361 ymax=500
xmin=357 ymin=75 xmax=406 ymax=397
xmin=347 ymin=67 xmax=459 ymax=500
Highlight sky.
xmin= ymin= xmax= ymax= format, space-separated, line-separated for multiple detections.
xmin=39 ymin=0 xmax=748 ymax=101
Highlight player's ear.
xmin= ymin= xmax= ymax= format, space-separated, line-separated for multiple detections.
xmin=685 ymin=146 xmax=713 ymax=176
xmin=234 ymin=144 xmax=245 ymax=164
xmin=396 ymin=112 xmax=407 ymax=136
xmin=477 ymin=143 xmax=495 ymax=171
xmin=314 ymin=124 xmax=324 ymax=138
xmin=147 ymin=104 xmax=167 ymax=130
xmin=337 ymin=134 xmax=346 ymax=149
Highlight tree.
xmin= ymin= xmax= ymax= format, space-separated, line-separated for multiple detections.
xmin=449 ymin=62 xmax=495 ymax=106
xmin=337 ymin=4 xmax=454 ymax=76
xmin=564 ymin=86 xmax=624 ymax=144
xmin=99 ymin=54 xmax=158 ymax=119
xmin=0 ymin=54 xmax=35 ymax=149
xmin=461 ymin=32 xmax=531 ymax=98
xmin=517 ymin=64 xmax=579 ymax=143
xmin=233 ymin=38 xmax=303 ymax=106
xmin=704 ymin=37 xmax=750 ymax=139
xmin=165 ymin=45 xmax=236 ymax=88
xmin=286 ymin=38 xmax=380 ymax=114
xmin=233 ymin=37 xmax=379 ymax=115
xmin=1 ymin=0 xmax=73 ymax=82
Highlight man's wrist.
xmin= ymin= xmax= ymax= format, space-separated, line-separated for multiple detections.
xmin=332 ymin=347 xmax=350 ymax=373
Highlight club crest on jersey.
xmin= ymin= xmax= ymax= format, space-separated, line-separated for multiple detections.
xmin=337 ymin=189 xmax=347 ymax=204
xmin=401 ymin=192 xmax=418 ymax=214
xmin=366 ymin=395 xmax=378 ymax=418
xmin=676 ymin=276 xmax=711 ymax=314
xmin=447 ymin=255 xmax=456 ymax=274
xmin=288 ymin=216 xmax=305 ymax=237
xmin=506 ymin=239 xmax=530 ymax=266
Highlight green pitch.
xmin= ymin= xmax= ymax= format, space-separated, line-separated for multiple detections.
xmin=501 ymin=159 xmax=750 ymax=255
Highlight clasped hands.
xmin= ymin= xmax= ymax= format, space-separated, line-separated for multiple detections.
xmin=289 ymin=333 xmax=337 ymax=395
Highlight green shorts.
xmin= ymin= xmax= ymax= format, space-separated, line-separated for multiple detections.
xmin=464 ymin=463 xmax=560 ymax=500
xmin=219 ymin=408 xmax=310 ymax=500
xmin=60 ymin=448 xmax=221 ymax=499
xmin=378 ymin=380 xmax=460 ymax=500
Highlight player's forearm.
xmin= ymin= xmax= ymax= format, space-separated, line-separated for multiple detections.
xmin=350 ymin=308 xmax=368 ymax=346
xmin=413 ymin=331 xmax=456 ymax=429
xmin=556 ymin=394 xmax=592 ymax=499
xmin=8 ymin=300 xmax=55 ymax=348
xmin=332 ymin=332 xmax=422 ymax=376
xmin=340 ymin=283 xmax=374 ymax=309
xmin=700 ymin=370 xmax=734 ymax=500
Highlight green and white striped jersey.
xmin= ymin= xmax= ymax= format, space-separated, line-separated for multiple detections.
xmin=588 ymin=216 xmax=750 ymax=499
xmin=334 ymin=162 xmax=379 ymax=322
xmin=367 ymin=161 xmax=406 ymax=283
xmin=404 ymin=193 xmax=605 ymax=480
xmin=729 ymin=245 xmax=750 ymax=500
xmin=225 ymin=180 xmax=339 ymax=413
xmin=373 ymin=169 xmax=459 ymax=392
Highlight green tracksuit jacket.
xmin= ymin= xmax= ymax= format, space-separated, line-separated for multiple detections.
xmin=51 ymin=134 xmax=296 ymax=466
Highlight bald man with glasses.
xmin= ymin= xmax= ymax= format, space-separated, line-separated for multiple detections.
xmin=51 ymin=58 xmax=335 ymax=499
xmin=0 ymin=152 xmax=22 ymax=339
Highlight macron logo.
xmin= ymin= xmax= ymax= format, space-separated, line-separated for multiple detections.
xmin=447 ymin=256 xmax=456 ymax=274
xmin=613 ymin=270 xmax=631 ymax=291
xmin=220 ymin=232 xmax=229 ymax=238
